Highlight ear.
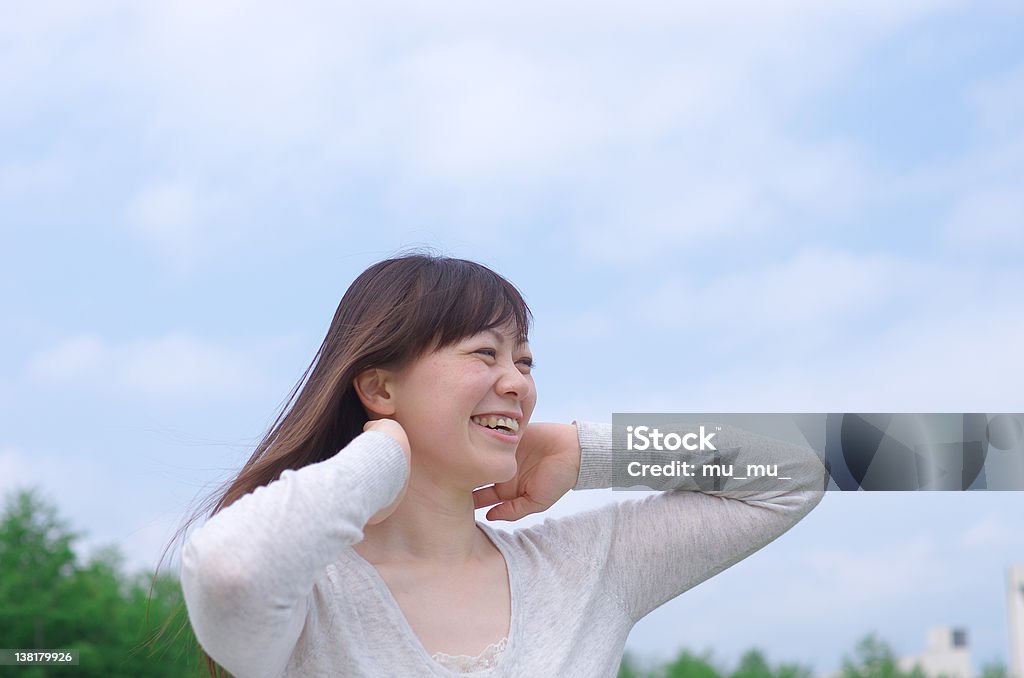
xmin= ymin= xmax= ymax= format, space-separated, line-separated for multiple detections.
xmin=353 ymin=367 xmax=397 ymax=417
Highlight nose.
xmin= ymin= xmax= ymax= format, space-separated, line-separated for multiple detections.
xmin=496 ymin=360 xmax=532 ymax=401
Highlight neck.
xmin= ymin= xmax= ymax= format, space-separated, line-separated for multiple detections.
xmin=357 ymin=465 xmax=489 ymax=567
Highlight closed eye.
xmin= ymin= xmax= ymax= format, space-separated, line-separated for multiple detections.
xmin=475 ymin=349 xmax=534 ymax=372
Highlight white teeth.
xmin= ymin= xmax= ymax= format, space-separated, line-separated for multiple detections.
xmin=471 ymin=415 xmax=520 ymax=433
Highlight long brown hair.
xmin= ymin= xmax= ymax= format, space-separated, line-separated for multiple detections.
xmin=147 ymin=252 xmax=532 ymax=677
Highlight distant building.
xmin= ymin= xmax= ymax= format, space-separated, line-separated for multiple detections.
xmin=1010 ymin=565 xmax=1024 ymax=678
xmin=897 ymin=627 xmax=972 ymax=678
xmin=818 ymin=563 xmax=1024 ymax=678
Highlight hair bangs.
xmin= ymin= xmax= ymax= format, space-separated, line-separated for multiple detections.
xmin=428 ymin=259 xmax=532 ymax=349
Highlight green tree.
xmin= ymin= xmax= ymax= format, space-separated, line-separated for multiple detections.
xmin=0 ymin=487 xmax=198 ymax=677
xmin=616 ymin=639 xmax=832 ymax=678
xmin=841 ymin=633 xmax=927 ymax=678
xmin=731 ymin=649 xmax=774 ymax=678
xmin=978 ymin=660 xmax=1008 ymax=678
xmin=730 ymin=648 xmax=813 ymax=678
xmin=773 ymin=659 xmax=815 ymax=678
xmin=619 ymin=649 xmax=649 ymax=678
xmin=0 ymin=487 xmax=79 ymax=649
xmin=662 ymin=648 xmax=724 ymax=678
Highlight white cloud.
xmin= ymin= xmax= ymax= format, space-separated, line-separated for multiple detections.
xmin=116 ymin=333 xmax=259 ymax=397
xmin=945 ymin=185 xmax=1024 ymax=247
xmin=567 ymin=247 xmax=1024 ymax=411
xmin=536 ymin=308 xmax=616 ymax=344
xmin=3 ymin=0 xmax=982 ymax=265
xmin=25 ymin=333 xmax=104 ymax=380
xmin=943 ymin=62 xmax=1024 ymax=249
xmin=804 ymin=537 xmax=948 ymax=603
xmin=959 ymin=514 xmax=1020 ymax=549
xmin=0 ymin=157 xmax=66 ymax=207
xmin=570 ymin=129 xmax=868 ymax=265
xmin=971 ymin=63 xmax=1024 ymax=136
xmin=24 ymin=331 xmax=296 ymax=399
xmin=125 ymin=182 xmax=204 ymax=269
xmin=391 ymin=41 xmax=607 ymax=186
xmin=638 ymin=247 xmax=914 ymax=344
xmin=900 ymin=64 xmax=1024 ymax=255
xmin=683 ymin=304 xmax=1024 ymax=412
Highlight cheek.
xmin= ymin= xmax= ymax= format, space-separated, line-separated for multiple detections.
xmin=416 ymin=373 xmax=479 ymax=424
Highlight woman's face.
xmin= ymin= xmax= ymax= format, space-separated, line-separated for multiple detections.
xmin=388 ymin=324 xmax=536 ymax=488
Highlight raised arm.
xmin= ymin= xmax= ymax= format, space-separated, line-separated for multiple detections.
xmin=179 ymin=430 xmax=408 ymax=678
xmin=553 ymin=421 xmax=827 ymax=622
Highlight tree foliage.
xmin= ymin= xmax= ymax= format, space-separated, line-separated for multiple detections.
xmin=978 ymin=661 xmax=1009 ymax=678
xmin=615 ymin=635 xmax=1005 ymax=678
xmin=840 ymin=633 xmax=926 ymax=678
xmin=0 ymin=487 xmax=198 ymax=677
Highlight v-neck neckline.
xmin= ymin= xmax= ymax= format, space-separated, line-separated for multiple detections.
xmin=342 ymin=522 xmax=519 ymax=676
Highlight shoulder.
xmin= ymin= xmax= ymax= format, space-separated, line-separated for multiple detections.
xmin=476 ymin=496 xmax=639 ymax=567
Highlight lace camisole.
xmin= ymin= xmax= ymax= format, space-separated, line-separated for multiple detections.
xmin=430 ymin=636 xmax=508 ymax=672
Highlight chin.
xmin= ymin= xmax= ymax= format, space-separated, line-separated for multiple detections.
xmin=483 ymin=460 xmax=518 ymax=485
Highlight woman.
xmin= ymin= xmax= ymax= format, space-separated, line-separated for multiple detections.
xmin=179 ymin=253 xmax=826 ymax=677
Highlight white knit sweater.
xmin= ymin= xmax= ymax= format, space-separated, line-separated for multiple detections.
xmin=181 ymin=421 xmax=826 ymax=677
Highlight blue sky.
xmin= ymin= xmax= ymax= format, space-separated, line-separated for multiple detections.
xmin=2 ymin=1 xmax=1023 ymax=674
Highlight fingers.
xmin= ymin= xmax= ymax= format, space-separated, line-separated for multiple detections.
xmin=472 ymin=485 xmax=503 ymax=509
xmin=485 ymin=495 xmax=542 ymax=522
xmin=475 ymin=485 xmax=547 ymax=521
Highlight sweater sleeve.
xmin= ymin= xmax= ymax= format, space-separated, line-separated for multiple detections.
xmin=563 ymin=420 xmax=827 ymax=623
xmin=179 ymin=430 xmax=408 ymax=678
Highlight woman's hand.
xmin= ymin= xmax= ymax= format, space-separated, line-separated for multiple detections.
xmin=472 ymin=422 xmax=581 ymax=521
xmin=363 ymin=418 xmax=411 ymax=525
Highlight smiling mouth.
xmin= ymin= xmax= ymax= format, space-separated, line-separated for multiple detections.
xmin=470 ymin=415 xmax=520 ymax=435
